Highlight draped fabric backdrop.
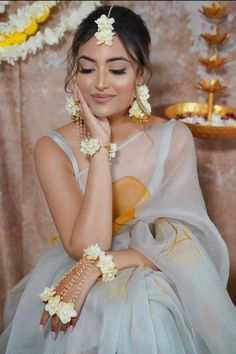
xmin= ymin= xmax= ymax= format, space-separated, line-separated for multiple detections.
xmin=0 ymin=1 xmax=236 ymax=331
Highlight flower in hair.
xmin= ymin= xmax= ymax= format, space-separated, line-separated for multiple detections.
xmin=94 ymin=14 xmax=115 ymax=46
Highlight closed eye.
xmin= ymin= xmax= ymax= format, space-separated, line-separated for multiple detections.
xmin=79 ymin=68 xmax=95 ymax=74
xmin=111 ymin=69 xmax=126 ymax=75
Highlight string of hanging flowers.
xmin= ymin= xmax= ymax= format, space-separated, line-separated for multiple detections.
xmin=0 ymin=1 xmax=101 ymax=65
xmin=0 ymin=1 xmax=59 ymax=47
xmin=0 ymin=1 xmax=9 ymax=14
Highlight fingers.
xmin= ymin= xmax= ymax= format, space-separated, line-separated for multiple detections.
xmin=39 ymin=309 xmax=49 ymax=330
xmin=75 ymin=85 xmax=95 ymax=122
xmin=51 ymin=314 xmax=60 ymax=336
xmin=70 ymin=316 xmax=79 ymax=329
xmin=60 ymin=322 xmax=69 ymax=336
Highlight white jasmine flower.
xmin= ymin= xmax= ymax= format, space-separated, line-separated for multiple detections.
xmin=0 ymin=1 xmax=9 ymax=14
xmin=97 ymin=254 xmax=118 ymax=281
xmin=138 ymin=85 xmax=151 ymax=114
xmin=94 ymin=14 xmax=115 ymax=46
xmin=83 ymin=243 xmax=102 ymax=260
xmin=56 ymin=302 xmax=77 ymax=324
xmin=65 ymin=97 xmax=80 ymax=116
xmin=39 ymin=287 xmax=56 ymax=302
xmin=45 ymin=295 xmax=61 ymax=316
xmin=95 ymin=14 xmax=115 ymax=30
xmin=129 ymin=100 xmax=146 ymax=119
xmin=95 ymin=30 xmax=114 ymax=46
xmin=44 ymin=28 xmax=59 ymax=45
xmin=80 ymin=138 xmax=101 ymax=157
xmin=102 ymin=267 xmax=118 ymax=281
xmin=0 ymin=1 xmax=100 ymax=64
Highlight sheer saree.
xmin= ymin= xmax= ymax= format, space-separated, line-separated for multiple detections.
xmin=1 ymin=119 xmax=235 ymax=354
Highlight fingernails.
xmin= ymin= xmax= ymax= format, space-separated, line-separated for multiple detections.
xmin=60 ymin=331 xmax=65 ymax=337
xmin=38 ymin=324 xmax=44 ymax=332
xmin=51 ymin=331 xmax=56 ymax=338
xmin=68 ymin=325 xmax=74 ymax=332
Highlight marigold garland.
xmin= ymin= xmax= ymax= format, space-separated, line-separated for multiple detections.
xmin=0 ymin=1 xmax=101 ymax=65
xmin=0 ymin=1 xmax=59 ymax=47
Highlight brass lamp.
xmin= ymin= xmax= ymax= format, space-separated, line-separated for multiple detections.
xmin=165 ymin=2 xmax=236 ymax=139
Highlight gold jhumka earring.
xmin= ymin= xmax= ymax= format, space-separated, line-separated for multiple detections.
xmin=129 ymin=84 xmax=152 ymax=123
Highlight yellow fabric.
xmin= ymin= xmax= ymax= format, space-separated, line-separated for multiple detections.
xmin=112 ymin=176 xmax=150 ymax=235
xmin=51 ymin=176 xmax=150 ymax=243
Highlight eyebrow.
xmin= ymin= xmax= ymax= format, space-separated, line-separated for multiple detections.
xmin=78 ymin=55 xmax=130 ymax=63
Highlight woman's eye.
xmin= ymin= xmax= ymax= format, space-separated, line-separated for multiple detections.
xmin=79 ymin=68 xmax=95 ymax=74
xmin=110 ymin=69 xmax=126 ymax=75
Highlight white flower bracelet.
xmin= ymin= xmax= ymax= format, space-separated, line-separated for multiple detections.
xmin=39 ymin=245 xmax=118 ymax=325
xmin=83 ymin=244 xmax=118 ymax=281
xmin=39 ymin=287 xmax=77 ymax=324
xmin=80 ymin=137 xmax=117 ymax=165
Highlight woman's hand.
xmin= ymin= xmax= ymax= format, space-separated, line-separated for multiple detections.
xmin=39 ymin=258 xmax=101 ymax=337
xmin=74 ymin=84 xmax=111 ymax=145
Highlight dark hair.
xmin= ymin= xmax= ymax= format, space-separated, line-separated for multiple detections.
xmin=64 ymin=5 xmax=152 ymax=92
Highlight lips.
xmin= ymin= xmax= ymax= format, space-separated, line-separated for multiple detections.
xmin=91 ymin=93 xmax=115 ymax=103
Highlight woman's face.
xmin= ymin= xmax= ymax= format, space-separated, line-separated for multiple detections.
xmin=75 ymin=35 xmax=139 ymax=118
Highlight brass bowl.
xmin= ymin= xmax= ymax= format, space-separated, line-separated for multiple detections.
xmin=165 ymin=102 xmax=236 ymax=139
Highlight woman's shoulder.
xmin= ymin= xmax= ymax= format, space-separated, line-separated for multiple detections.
xmin=33 ymin=122 xmax=75 ymax=166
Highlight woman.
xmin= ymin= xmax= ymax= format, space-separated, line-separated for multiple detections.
xmin=1 ymin=4 xmax=236 ymax=354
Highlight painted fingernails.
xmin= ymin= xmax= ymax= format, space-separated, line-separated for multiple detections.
xmin=38 ymin=324 xmax=44 ymax=332
xmin=60 ymin=331 xmax=65 ymax=336
xmin=51 ymin=331 xmax=56 ymax=338
xmin=68 ymin=325 xmax=74 ymax=332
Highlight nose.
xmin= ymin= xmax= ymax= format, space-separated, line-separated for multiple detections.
xmin=95 ymin=67 xmax=109 ymax=91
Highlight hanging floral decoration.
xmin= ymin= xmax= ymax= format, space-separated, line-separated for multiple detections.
xmin=0 ymin=1 xmax=9 ymax=14
xmin=0 ymin=1 xmax=101 ymax=65
xmin=0 ymin=1 xmax=59 ymax=47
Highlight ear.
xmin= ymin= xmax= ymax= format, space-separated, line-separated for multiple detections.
xmin=136 ymin=67 xmax=147 ymax=85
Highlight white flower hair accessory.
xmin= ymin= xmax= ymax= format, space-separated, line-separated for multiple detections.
xmin=94 ymin=6 xmax=115 ymax=46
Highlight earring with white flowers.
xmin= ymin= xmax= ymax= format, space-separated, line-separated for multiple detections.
xmin=129 ymin=84 xmax=151 ymax=123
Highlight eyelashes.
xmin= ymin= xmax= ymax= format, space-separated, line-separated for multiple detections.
xmin=78 ymin=68 xmax=126 ymax=75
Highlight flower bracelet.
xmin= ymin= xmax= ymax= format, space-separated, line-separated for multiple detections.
xmin=39 ymin=244 xmax=118 ymax=324
xmin=80 ymin=137 xmax=117 ymax=165
xmin=83 ymin=243 xmax=118 ymax=281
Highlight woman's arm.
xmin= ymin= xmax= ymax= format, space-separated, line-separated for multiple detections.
xmin=107 ymin=248 xmax=159 ymax=271
xmin=34 ymin=87 xmax=113 ymax=260
xmin=34 ymin=138 xmax=112 ymax=260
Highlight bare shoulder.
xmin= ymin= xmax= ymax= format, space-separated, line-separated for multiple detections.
xmin=33 ymin=122 xmax=74 ymax=168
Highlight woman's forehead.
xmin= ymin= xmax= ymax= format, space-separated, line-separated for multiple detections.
xmin=78 ymin=36 xmax=131 ymax=62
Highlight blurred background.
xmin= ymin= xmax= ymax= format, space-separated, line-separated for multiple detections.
xmin=0 ymin=0 xmax=236 ymax=331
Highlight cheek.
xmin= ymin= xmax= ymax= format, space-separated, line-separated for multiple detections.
xmin=76 ymin=75 xmax=93 ymax=93
xmin=113 ymin=76 xmax=135 ymax=103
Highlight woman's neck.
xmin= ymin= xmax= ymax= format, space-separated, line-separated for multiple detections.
xmin=108 ymin=113 xmax=144 ymax=144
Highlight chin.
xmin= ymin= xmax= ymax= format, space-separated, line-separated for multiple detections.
xmin=92 ymin=105 xmax=117 ymax=118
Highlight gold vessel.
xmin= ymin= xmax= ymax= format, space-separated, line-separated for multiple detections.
xmin=165 ymin=103 xmax=236 ymax=139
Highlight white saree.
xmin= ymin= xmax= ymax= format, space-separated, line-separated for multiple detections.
xmin=1 ymin=119 xmax=235 ymax=354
